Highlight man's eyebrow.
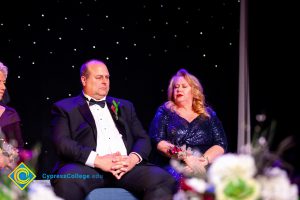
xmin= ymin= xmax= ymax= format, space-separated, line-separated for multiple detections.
xmin=95 ymin=74 xmax=110 ymax=77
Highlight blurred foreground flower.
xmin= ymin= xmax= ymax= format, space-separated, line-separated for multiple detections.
xmin=28 ymin=181 xmax=63 ymax=200
xmin=172 ymin=120 xmax=299 ymax=200
xmin=209 ymin=154 xmax=260 ymax=200
xmin=174 ymin=151 xmax=298 ymax=200
xmin=1 ymin=139 xmax=62 ymax=200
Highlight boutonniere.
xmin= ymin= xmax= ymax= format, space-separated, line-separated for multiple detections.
xmin=111 ymin=100 xmax=120 ymax=120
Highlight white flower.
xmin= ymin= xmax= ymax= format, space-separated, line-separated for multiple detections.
xmin=257 ymin=167 xmax=298 ymax=200
xmin=215 ymin=177 xmax=260 ymax=200
xmin=28 ymin=181 xmax=63 ymax=200
xmin=173 ymin=190 xmax=189 ymax=200
xmin=185 ymin=177 xmax=208 ymax=193
xmin=208 ymin=153 xmax=256 ymax=186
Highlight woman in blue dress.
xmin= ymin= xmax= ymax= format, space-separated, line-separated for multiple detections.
xmin=149 ymin=68 xmax=227 ymax=181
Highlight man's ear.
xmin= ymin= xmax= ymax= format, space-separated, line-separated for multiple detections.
xmin=81 ymin=76 xmax=86 ymax=86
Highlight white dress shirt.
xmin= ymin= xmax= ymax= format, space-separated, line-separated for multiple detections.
xmin=84 ymin=94 xmax=128 ymax=167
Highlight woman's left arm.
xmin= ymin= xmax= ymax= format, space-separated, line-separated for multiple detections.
xmin=202 ymin=109 xmax=228 ymax=165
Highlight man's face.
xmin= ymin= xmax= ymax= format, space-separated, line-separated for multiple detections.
xmin=81 ymin=62 xmax=110 ymax=100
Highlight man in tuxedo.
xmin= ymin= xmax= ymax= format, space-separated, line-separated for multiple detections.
xmin=50 ymin=59 xmax=176 ymax=200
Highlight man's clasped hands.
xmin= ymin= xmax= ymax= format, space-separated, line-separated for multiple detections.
xmin=94 ymin=151 xmax=140 ymax=179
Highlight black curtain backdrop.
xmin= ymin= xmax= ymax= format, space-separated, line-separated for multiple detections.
xmin=0 ymin=0 xmax=297 ymax=178
xmin=249 ymin=0 xmax=298 ymax=174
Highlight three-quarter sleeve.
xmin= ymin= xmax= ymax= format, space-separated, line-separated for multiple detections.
xmin=149 ymin=106 xmax=168 ymax=146
xmin=207 ymin=108 xmax=228 ymax=152
xmin=0 ymin=107 xmax=24 ymax=148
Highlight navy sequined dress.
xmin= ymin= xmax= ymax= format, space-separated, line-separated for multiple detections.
xmin=149 ymin=104 xmax=227 ymax=181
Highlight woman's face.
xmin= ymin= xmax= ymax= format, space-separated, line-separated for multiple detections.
xmin=173 ymin=76 xmax=193 ymax=105
xmin=0 ymin=71 xmax=6 ymax=101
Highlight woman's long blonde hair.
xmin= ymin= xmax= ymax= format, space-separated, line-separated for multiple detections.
xmin=165 ymin=68 xmax=210 ymax=118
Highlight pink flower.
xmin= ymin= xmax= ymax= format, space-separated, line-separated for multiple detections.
xmin=168 ymin=146 xmax=182 ymax=156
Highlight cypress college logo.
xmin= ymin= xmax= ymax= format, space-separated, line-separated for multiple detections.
xmin=8 ymin=162 xmax=36 ymax=190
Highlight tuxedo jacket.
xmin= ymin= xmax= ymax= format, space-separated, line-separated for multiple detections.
xmin=51 ymin=94 xmax=151 ymax=170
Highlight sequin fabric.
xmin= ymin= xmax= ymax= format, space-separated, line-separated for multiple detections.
xmin=149 ymin=104 xmax=227 ymax=169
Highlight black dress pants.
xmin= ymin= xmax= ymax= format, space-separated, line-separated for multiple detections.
xmin=51 ymin=163 xmax=176 ymax=200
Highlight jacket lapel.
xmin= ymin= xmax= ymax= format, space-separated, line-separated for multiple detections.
xmin=106 ymin=97 xmax=128 ymax=143
xmin=77 ymin=94 xmax=97 ymax=141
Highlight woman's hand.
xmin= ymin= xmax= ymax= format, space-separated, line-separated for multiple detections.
xmin=183 ymin=155 xmax=207 ymax=177
xmin=157 ymin=140 xmax=175 ymax=157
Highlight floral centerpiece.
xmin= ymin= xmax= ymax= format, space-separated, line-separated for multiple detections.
xmin=172 ymin=122 xmax=299 ymax=200
xmin=0 ymin=136 xmax=62 ymax=200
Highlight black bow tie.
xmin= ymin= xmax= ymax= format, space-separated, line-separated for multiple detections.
xmin=88 ymin=99 xmax=106 ymax=108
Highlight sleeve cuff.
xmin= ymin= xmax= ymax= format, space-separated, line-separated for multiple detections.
xmin=85 ymin=151 xmax=97 ymax=168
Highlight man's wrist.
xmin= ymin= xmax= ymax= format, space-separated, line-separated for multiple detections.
xmin=129 ymin=153 xmax=141 ymax=165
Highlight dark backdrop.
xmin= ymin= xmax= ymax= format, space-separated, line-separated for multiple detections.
xmin=0 ymin=0 xmax=296 ymax=178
